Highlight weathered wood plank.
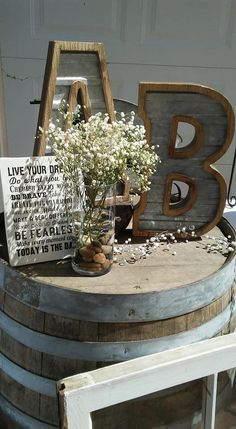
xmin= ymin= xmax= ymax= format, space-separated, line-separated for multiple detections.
xmin=0 ymin=304 xmax=233 ymax=361
xmin=0 ymin=355 xmax=57 ymax=426
xmin=97 ymin=289 xmax=231 ymax=341
xmin=146 ymin=100 xmax=224 ymax=116
xmin=3 ymin=292 xmax=44 ymax=331
xmin=39 ymin=395 xmax=59 ymax=426
xmin=1 ymin=330 xmax=42 ymax=374
xmin=152 ymin=162 xmax=224 ymax=178
xmin=0 ymin=352 xmax=55 ymax=397
xmin=140 ymin=203 xmax=217 ymax=218
xmin=41 ymin=353 xmax=96 ymax=380
xmin=4 ymin=267 xmax=41 ymax=308
xmin=0 ymin=288 xmax=4 ymax=310
xmin=0 ymin=395 xmax=55 ymax=429
xmin=138 ymin=219 xmax=211 ymax=230
xmin=44 ymin=314 xmax=81 ymax=340
xmin=0 ymin=371 xmax=40 ymax=420
xmin=0 ymin=290 xmax=231 ymax=369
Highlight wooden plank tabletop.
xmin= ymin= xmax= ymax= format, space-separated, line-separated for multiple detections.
xmin=13 ymin=226 xmax=227 ymax=295
xmin=1 ymin=215 xmax=235 ymax=322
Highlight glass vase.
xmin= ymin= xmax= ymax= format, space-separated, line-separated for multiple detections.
xmin=71 ymin=183 xmax=116 ymax=276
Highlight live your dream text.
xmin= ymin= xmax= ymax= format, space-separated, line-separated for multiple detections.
xmin=0 ymin=156 xmax=75 ymax=266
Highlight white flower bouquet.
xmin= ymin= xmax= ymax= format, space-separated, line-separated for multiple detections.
xmin=46 ymin=110 xmax=159 ymax=192
xmin=42 ymin=109 xmax=160 ymax=276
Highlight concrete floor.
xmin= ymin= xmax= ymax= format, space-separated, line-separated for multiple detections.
xmin=215 ymin=383 xmax=236 ymax=429
xmin=216 ymin=401 xmax=236 ymax=429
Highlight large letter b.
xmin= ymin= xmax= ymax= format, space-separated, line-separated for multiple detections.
xmin=133 ymin=83 xmax=235 ymax=237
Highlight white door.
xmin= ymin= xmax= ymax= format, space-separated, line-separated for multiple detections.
xmin=1 ymin=0 xmax=236 ymax=189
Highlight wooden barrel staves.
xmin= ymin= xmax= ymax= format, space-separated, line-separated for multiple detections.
xmin=0 ymin=214 xmax=236 ymax=428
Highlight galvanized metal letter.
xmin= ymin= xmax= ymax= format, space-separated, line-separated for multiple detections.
xmin=133 ymin=83 xmax=235 ymax=237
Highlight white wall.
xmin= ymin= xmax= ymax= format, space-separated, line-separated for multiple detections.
xmin=0 ymin=0 xmax=236 ymax=194
xmin=0 ymin=53 xmax=8 ymax=212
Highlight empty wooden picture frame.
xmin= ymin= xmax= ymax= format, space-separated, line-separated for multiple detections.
xmin=33 ymin=41 xmax=115 ymax=156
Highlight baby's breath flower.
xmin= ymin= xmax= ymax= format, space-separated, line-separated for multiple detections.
xmin=42 ymin=108 xmax=160 ymax=191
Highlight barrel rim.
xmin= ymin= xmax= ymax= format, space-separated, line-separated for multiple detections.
xmin=0 ymin=395 xmax=56 ymax=429
xmin=0 ymin=217 xmax=235 ymax=322
xmin=0 ymin=301 xmax=233 ymax=362
xmin=0 ymin=216 xmax=235 ymax=297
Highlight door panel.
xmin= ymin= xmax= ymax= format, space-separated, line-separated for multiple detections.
xmin=1 ymin=57 xmax=44 ymax=156
xmin=0 ymin=0 xmax=235 ymax=191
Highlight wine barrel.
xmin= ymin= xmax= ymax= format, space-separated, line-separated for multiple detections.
xmin=0 ymin=215 xmax=236 ymax=428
